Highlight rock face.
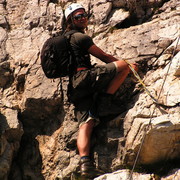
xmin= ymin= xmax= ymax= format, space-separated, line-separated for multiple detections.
xmin=0 ymin=0 xmax=180 ymax=179
xmin=95 ymin=169 xmax=180 ymax=180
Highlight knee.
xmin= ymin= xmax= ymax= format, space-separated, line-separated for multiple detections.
xmin=80 ymin=119 xmax=95 ymax=131
xmin=115 ymin=60 xmax=130 ymax=73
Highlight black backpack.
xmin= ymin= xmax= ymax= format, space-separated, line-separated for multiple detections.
xmin=40 ymin=31 xmax=77 ymax=78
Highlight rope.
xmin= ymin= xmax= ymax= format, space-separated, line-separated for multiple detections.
xmin=124 ymin=35 xmax=180 ymax=108
xmin=124 ymin=59 xmax=159 ymax=104
xmin=127 ymin=35 xmax=180 ymax=180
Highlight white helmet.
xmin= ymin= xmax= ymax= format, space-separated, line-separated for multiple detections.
xmin=65 ymin=3 xmax=85 ymax=19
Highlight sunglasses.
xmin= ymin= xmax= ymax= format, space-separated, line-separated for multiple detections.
xmin=73 ymin=13 xmax=88 ymax=20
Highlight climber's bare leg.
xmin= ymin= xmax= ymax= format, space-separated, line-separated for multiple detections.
xmin=106 ymin=61 xmax=138 ymax=94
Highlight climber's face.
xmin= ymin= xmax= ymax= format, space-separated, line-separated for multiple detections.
xmin=72 ymin=9 xmax=88 ymax=29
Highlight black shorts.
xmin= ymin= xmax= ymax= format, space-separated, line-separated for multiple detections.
xmin=70 ymin=62 xmax=117 ymax=125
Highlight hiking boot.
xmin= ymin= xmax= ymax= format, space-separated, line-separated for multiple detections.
xmin=97 ymin=93 xmax=126 ymax=117
xmin=80 ymin=158 xmax=104 ymax=179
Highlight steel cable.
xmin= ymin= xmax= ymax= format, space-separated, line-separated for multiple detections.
xmin=127 ymin=35 xmax=180 ymax=180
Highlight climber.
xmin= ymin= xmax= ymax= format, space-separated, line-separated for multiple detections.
xmin=64 ymin=3 xmax=138 ymax=178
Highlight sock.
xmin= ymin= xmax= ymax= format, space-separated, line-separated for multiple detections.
xmin=81 ymin=156 xmax=90 ymax=160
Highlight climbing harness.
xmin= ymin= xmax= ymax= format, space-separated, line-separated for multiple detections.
xmin=128 ymin=35 xmax=180 ymax=180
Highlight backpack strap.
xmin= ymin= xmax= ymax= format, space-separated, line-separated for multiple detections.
xmin=64 ymin=30 xmax=79 ymax=77
xmin=64 ymin=30 xmax=78 ymax=37
xmin=64 ymin=30 xmax=79 ymax=102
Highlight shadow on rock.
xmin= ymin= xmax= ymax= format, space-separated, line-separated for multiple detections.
xmin=9 ymin=135 xmax=45 ymax=180
xmin=0 ymin=113 xmax=9 ymax=135
xmin=9 ymin=97 xmax=65 ymax=180
xmin=19 ymin=97 xmax=64 ymax=136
